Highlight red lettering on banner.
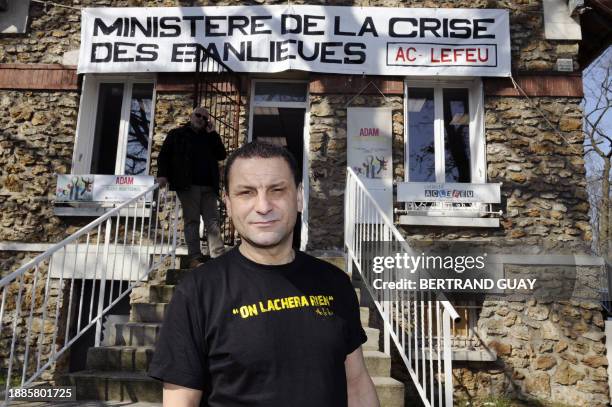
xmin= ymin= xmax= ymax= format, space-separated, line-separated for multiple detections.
xmin=466 ymin=48 xmax=476 ymax=62
xmin=395 ymin=47 xmax=417 ymax=62
xmin=116 ymin=176 xmax=134 ymax=185
xmin=395 ymin=47 xmax=405 ymax=62
xmin=440 ymin=48 xmax=451 ymax=62
xmin=430 ymin=48 xmax=439 ymax=63
xmin=430 ymin=47 xmax=488 ymax=64
xmin=406 ymin=47 xmax=416 ymax=61
xmin=478 ymin=48 xmax=488 ymax=62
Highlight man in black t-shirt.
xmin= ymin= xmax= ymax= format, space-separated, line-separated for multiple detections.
xmin=149 ymin=142 xmax=380 ymax=407
xmin=157 ymin=107 xmax=227 ymax=267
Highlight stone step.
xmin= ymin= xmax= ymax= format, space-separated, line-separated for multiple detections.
xmin=364 ymin=350 xmax=391 ymax=377
xmin=88 ymin=347 xmax=392 ymax=378
xmin=360 ymin=306 xmax=369 ymax=326
xmin=64 ymin=370 xmax=162 ymax=402
xmin=87 ymin=346 xmax=155 ymax=372
xmin=65 ymin=372 xmax=402 ymax=405
xmin=373 ymin=376 xmax=405 ymax=407
xmin=148 ymin=284 xmax=175 ymax=303
xmin=109 ymin=322 xmax=161 ymax=347
xmin=165 ymin=268 xmax=193 ymax=285
xmin=130 ymin=303 xmax=168 ymax=323
xmin=364 ymin=327 xmax=380 ymax=351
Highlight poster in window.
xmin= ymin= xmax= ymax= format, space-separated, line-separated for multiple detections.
xmin=347 ymin=107 xmax=393 ymax=219
xmin=56 ymin=175 xmax=154 ymax=202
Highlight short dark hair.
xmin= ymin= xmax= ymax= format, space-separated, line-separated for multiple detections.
xmin=224 ymin=141 xmax=301 ymax=191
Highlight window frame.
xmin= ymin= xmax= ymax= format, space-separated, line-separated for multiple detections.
xmin=403 ymin=78 xmax=485 ymax=184
xmin=72 ymin=74 xmax=157 ymax=176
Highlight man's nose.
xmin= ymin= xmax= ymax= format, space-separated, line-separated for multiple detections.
xmin=254 ymin=192 xmax=273 ymax=214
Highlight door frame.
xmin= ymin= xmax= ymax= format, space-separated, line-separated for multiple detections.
xmin=247 ymin=79 xmax=310 ymax=251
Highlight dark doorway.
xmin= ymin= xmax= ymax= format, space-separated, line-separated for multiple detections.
xmin=68 ymin=280 xmax=131 ymax=372
xmin=251 ymin=106 xmax=306 ymax=249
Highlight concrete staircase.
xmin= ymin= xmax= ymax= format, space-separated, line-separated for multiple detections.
xmin=357 ymin=289 xmax=405 ymax=406
xmin=64 ymin=261 xmax=405 ymax=406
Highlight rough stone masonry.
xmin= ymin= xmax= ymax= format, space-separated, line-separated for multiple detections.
xmin=0 ymin=0 xmax=604 ymax=406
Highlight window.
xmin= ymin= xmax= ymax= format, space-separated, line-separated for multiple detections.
xmin=404 ymin=79 xmax=485 ymax=184
xmin=73 ymin=76 xmax=155 ymax=175
xmin=400 ymin=79 xmax=499 ymax=227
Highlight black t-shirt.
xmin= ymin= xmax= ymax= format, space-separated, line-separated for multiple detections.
xmin=148 ymin=247 xmax=367 ymax=407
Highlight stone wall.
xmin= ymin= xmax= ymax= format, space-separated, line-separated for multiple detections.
xmin=0 ymin=1 xmax=581 ymax=72
xmin=307 ymin=92 xmax=591 ymax=253
xmin=0 ymin=90 xmax=80 ymax=243
xmin=462 ymin=293 xmax=609 ymax=406
xmin=444 ymin=260 xmax=608 ymax=406
xmin=0 ymin=251 xmax=71 ymax=385
xmin=308 ymin=94 xmax=404 ymax=250
xmin=485 ymin=96 xmax=590 ymax=250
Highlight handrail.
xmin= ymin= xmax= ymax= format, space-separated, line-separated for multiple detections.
xmin=344 ymin=167 xmax=460 ymax=407
xmin=345 ymin=167 xmax=460 ymax=320
xmin=0 ymin=184 xmax=181 ymax=403
xmin=0 ymin=185 xmax=157 ymax=288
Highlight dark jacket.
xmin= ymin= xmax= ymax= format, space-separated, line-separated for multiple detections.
xmin=157 ymin=124 xmax=227 ymax=193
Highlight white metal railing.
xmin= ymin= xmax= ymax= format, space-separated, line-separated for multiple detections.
xmin=344 ymin=167 xmax=460 ymax=407
xmin=0 ymin=184 xmax=180 ymax=403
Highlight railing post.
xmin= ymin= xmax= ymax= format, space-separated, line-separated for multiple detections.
xmin=95 ymin=217 xmax=112 ymax=347
xmin=442 ymin=308 xmax=454 ymax=406
xmin=382 ymin=257 xmax=390 ymax=355
xmin=383 ymin=300 xmax=391 ymax=355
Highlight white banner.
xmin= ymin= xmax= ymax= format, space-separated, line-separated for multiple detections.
xmin=347 ymin=108 xmax=393 ymax=219
xmin=78 ymin=6 xmax=511 ymax=77
xmin=397 ymin=182 xmax=501 ymax=203
xmin=56 ymin=174 xmax=154 ymax=202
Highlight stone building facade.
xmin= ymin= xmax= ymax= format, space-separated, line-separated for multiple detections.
xmin=0 ymin=0 xmax=607 ymax=406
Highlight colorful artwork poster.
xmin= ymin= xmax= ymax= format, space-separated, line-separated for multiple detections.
xmin=56 ymin=175 xmax=95 ymax=202
xmin=347 ymin=107 xmax=393 ymax=185
xmin=347 ymin=107 xmax=393 ymax=219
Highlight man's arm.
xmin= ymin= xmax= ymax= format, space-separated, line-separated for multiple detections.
xmin=163 ymin=383 xmax=203 ymax=407
xmin=206 ymin=124 xmax=227 ymax=161
xmin=345 ymin=346 xmax=380 ymax=407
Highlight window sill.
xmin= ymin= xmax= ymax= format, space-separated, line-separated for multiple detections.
xmin=53 ymin=202 xmax=152 ymax=218
xmin=398 ymin=215 xmax=500 ymax=227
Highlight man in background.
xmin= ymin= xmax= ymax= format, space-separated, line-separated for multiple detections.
xmin=157 ymin=107 xmax=227 ymax=268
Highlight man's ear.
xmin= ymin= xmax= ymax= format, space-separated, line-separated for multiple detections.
xmin=223 ymin=190 xmax=231 ymax=217
xmin=297 ymin=183 xmax=304 ymax=212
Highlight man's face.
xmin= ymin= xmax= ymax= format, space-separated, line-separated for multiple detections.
xmin=225 ymin=157 xmax=302 ymax=250
xmin=190 ymin=108 xmax=209 ymax=130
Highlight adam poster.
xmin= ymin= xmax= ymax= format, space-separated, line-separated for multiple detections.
xmin=56 ymin=175 xmax=154 ymax=203
xmin=347 ymin=107 xmax=393 ymax=220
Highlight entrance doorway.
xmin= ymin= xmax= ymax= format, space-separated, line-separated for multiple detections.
xmin=248 ymin=80 xmax=309 ymax=250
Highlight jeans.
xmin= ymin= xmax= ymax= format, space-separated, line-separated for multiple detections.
xmin=176 ymin=185 xmax=225 ymax=258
